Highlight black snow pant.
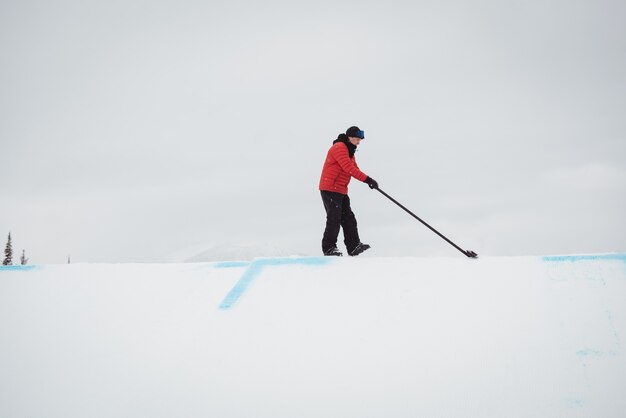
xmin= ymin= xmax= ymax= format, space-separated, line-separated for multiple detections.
xmin=321 ymin=190 xmax=360 ymax=254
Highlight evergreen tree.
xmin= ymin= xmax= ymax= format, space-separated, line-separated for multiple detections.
xmin=20 ymin=249 xmax=28 ymax=265
xmin=3 ymin=232 xmax=13 ymax=266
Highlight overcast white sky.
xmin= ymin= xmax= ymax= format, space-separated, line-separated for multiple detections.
xmin=2 ymin=0 xmax=625 ymax=263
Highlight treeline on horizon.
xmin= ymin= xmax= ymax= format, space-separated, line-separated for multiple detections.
xmin=3 ymin=232 xmax=73 ymax=266
xmin=3 ymin=232 xmax=28 ymax=266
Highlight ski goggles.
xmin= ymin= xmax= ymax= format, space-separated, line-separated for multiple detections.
xmin=356 ymin=130 xmax=365 ymax=139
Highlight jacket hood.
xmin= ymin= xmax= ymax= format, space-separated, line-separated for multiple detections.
xmin=333 ymin=133 xmax=357 ymax=158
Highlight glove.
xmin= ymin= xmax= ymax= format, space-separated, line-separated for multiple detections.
xmin=365 ymin=176 xmax=379 ymax=190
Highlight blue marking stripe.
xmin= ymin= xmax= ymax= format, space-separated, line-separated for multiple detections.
xmin=0 ymin=265 xmax=38 ymax=271
xmin=213 ymin=261 xmax=251 ymax=268
xmin=218 ymin=257 xmax=332 ymax=310
xmin=542 ymin=254 xmax=626 ymax=263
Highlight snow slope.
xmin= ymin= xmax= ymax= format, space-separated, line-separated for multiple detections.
xmin=1 ymin=254 xmax=625 ymax=417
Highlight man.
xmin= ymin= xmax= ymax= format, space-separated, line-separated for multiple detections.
xmin=319 ymin=126 xmax=378 ymax=256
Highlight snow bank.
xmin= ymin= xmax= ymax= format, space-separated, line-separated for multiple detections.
xmin=1 ymin=254 xmax=625 ymax=417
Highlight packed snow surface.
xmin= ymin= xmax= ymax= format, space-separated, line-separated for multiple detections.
xmin=1 ymin=254 xmax=625 ymax=417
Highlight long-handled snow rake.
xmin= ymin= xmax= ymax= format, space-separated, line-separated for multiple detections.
xmin=376 ymin=188 xmax=478 ymax=258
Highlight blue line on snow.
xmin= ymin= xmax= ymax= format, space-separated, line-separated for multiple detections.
xmin=542 ymin=254 xmax=626 ymax=263
xmin=576 ymin=348 xmax=602 ymax=357
xmin=0 ymin=265 xmax=38 ymax=272
xmin=213 ymin=261 xmax=251 ymax=268
xmin=218 ymin=257 xmax=332 ymax=310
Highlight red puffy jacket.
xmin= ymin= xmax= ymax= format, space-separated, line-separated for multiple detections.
xmin=319 ymin=141 xmax=368 ymax=195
